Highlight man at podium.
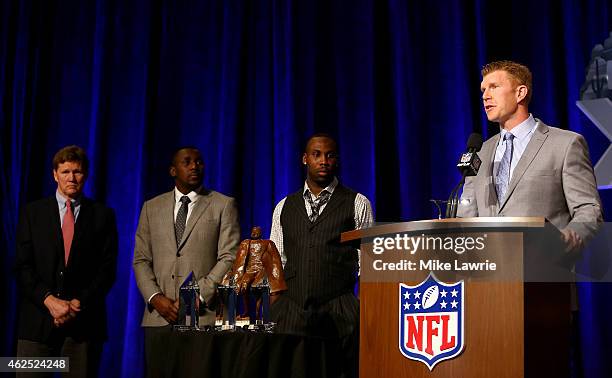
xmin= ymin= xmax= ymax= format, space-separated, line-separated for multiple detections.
xmin=456 ymin=60 xmax=603 ymax=376
xmin=458 ymin=60 xmax=603 ymax=249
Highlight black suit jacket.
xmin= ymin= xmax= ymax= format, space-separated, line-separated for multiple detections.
xmin=14 ymin=196 xmax=118 ymax=342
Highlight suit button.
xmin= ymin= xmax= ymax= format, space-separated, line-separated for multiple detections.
xmin=59 ymin=271 xmax=64 ymax=277
xmin=172 ymin=275 xmax=175 ymax=279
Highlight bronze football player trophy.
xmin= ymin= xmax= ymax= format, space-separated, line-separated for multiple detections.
xmin=220 ymin=226 xmax=287 ymax=331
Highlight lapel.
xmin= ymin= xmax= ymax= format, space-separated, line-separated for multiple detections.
xmin=498 ymin=121 xmax=549 ymax=212
xmin=161 ymin=191 xmax=178 ymax=250
xmin=68 ymin=197 xmax=91 ymax=266
xmin=482 ymin=135 xmax=501 ymax=214
xmin=483 ymin=135 xmax=500 ymax=177
xmin=177 ymin=189 xmax=212 ymax=251
xmin=47 ymin=197 xmax=64 ymax=261
xmin=312 ymin=185 xmax=347 ymax=226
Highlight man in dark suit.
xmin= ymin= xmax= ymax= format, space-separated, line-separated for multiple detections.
xmin=14 ymin=145 xmax=118 ymax=377
xmin=270 ymin=133 xmax=373 ymax=378
xmin=133 ymin=146 xmax=240 ymax=376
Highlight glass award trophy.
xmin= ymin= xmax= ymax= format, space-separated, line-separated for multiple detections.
xmin=247 ymin=277 xmax=274 ymax=332
xmin=174 ymin=272 xmax=200 ymax=331
xmin=216 ymin=277 xmax=238 ymax=331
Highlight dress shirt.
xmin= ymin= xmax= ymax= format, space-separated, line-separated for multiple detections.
xmin=173 ymin=187 xmax=200 ymax=223
xmin=493 ymin=114 xmax=537 ymax=181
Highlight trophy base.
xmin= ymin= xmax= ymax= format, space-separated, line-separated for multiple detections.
xmin=247 ymin=322 xmax=276 ymax=333
xmin=174 ymin=325 xmax=219 ymax=332
xmin=215 ymin=323 xmax=237 ymax=332
xmin=173 ymin=325 xmax=200 ymax=332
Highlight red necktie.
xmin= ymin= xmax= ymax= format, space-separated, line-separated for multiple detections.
xmin=62 ymin=200 xmax=75 ymax=266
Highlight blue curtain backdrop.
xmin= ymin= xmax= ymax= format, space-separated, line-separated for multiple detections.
xmin=1 ymin=0 xmax=612 ymax=376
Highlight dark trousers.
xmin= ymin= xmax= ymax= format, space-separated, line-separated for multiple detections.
xmin=570 ymin=311 xmax=584 ymax=378
xmin=16 ymin=337 xmax=102 ymax=378
xmin=144 ymin=326 xmax=174 ymax=378
xmin=271 ymin=294 xmax=359 ymax=378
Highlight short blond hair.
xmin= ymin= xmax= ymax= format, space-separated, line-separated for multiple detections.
xmin=482 ymin=60 xmax=532 ymax=105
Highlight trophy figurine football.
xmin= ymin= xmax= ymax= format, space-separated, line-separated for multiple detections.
xmin=174 ymin=271 xmax=201 ymax=331
xmin=220 ymin=226 xmax=287 ymax=332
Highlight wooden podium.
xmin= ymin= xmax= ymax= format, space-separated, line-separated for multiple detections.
xmin=342 ymin=217 xmax=572 ymax=378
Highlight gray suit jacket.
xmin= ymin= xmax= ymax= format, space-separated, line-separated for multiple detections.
xmin=133 ymin=189 xmax=240 ymax=327
xmin=458 ymin=120 xmax=603 ymax=242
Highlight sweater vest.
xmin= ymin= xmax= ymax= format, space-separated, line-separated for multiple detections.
xmin=280 ymin=184 xmax=359 ymax=307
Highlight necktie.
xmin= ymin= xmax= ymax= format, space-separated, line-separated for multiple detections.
xmin=495 ymin=133 xmax=515 ymax=203
xmin=62 ymin=200 xmax=75 ymax=266
xmin=305 ymin=190 xmax=331 ymax=222
xmin=175 ymin=196 xmax=191 ymax=246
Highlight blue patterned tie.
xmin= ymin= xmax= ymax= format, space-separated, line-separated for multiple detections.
xmin=495 ymin=133 xmax=515 ymax=203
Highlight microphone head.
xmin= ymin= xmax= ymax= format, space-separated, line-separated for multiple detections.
xmin=466 ymin=133 xmax=483 ymax=152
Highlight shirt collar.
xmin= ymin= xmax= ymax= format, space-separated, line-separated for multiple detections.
xmin=500 ymin=113 xmax=537 ymax=141
xmin=303 ymin=177 xmax=338 ymax=198
xmin=56 ymin=190 xmax=81 ymax=208
xmin=174 ymin=187 xmax=201 ymax=204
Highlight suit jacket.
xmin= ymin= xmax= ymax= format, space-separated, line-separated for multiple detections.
xmin=133 ymin=189 xmax=240 ymax=327
xmin=14 ymin=196 xmax=118 ymax=342
xmin=458 ymin=119 xmax=603 ymax=242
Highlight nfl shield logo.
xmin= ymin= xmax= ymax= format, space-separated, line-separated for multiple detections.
xmin=460 ymin=152 xmax=472 ymax=163
xmin=399 ymin=273 xmax=465 ymax=370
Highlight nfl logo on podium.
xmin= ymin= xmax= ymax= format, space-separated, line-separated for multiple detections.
xmin=399 ymin=273 xmax=465 ymax=370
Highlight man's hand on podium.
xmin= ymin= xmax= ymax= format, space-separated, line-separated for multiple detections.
xmin=560 ymin=228 xmax=583 ymax=253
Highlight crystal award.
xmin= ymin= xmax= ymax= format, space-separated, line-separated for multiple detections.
xmin=216 ymin=277 xmax=238 ymax=331
xmin=174 ymin=272 xmax=200 ymax=331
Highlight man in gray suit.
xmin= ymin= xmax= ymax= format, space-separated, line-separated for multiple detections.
xmin=458 ymin=60 xmax=603 ymax=249
xmin=458 ymin=60 xmax=603 ymax=376
xmin=133 ymin=146 xmax=240 ymax=375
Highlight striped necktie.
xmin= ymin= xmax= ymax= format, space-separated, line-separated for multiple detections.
xmin=495 ymin=133 xmax=515 ymax=203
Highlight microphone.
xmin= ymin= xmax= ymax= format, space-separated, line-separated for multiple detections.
xmin=456 ymin=133 xmax=483 ymax=176
xmin=446 ymin=133 xmax=483 ymax=218
xmin=466 ymin=132 xmax=484 ymax=151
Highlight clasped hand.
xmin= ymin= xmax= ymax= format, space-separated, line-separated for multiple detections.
xmin=150 ymin=294 xmax=180 ymax=324
xmin=44 ymin=295 xmax=81 ymax=327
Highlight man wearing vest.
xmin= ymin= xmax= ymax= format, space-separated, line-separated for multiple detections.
xmin=270 ymin=133 xmax=373 ymax=378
